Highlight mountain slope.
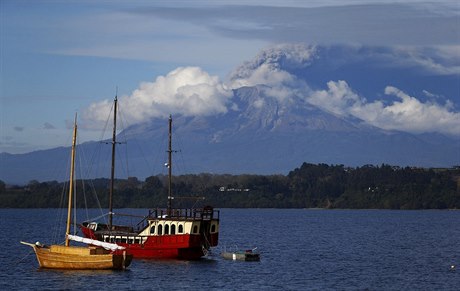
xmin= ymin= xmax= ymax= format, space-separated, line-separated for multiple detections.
xmin=2 ymin=85 xmax=458 ymax=185
xmin=2 ymin=44 xmax=459 ymax=185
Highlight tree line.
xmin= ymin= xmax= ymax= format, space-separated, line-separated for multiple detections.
xmin=1 ymin=163 xmax=459 ymax=209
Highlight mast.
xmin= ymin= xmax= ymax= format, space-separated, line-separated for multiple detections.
xmin=109 ymin=95 xmax=118 ymax=230
xmin=65 ymin=113 xmax=77 ymax=247
xmin=167 ymin=115 xmax=173 ymax=212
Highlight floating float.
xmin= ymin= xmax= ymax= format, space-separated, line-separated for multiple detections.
xmin=222 ymin=247 xmax=260 ymax=261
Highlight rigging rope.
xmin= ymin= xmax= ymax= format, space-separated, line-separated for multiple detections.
xmin=82 ymin=212 xmax=111 ymax=223
xmin=51 ymin=153 xmax=71 ymax=244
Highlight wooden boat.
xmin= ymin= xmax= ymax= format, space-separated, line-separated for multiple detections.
xmin=21 ymin=114 xmax=132 ymax=270
xmin=79 ymin=98 xmax=219 ymax=259
xmin=222 ymin=248 xmax=260 ymax=261
xmin=20 ymin=241 xmax=130 ymax=270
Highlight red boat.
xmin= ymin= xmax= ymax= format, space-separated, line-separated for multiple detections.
xmin=80 ymin=207 xmax=219 ymax=259
xmin=79 ymin=97 xmax=219 ymax=259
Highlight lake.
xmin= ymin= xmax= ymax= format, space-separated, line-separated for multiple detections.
xmin=1 ymin=208 xmax=459 ymax=290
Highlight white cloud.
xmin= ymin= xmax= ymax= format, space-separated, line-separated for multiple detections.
xmin=391 ymin=46 xmax=460 ymax=75
xmin=307 ymin=81 xmax=460 ymax=135
xmin=230 ymin=63 xmax=300 ymax=102
xmin=377 ymin=86 xmax=460 ymax=134
xmin=231 ymin=43 xmax=460 ymax=136
xmin=229 ymin=43 xmax=314 ymax=101
xmin=81 ymin=67 xmax=231 ymax=128
xmin=253 ymin=98 xmax=265 ymax=109
xmin=307 ymin=80 xmax=363 ymax=116
xmin=80 ymin=43 xmax=460 ymax=137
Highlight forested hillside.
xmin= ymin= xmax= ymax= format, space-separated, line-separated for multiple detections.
xmin=1 ymin=163 xmax=459 ymax=209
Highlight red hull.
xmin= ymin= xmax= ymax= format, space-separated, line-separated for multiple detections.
xmin=80 ymin=226 xmax=219 ymax=260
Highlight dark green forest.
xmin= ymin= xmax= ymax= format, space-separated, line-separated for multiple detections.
xmin=1 ymin=163 xmax=459 ymax=209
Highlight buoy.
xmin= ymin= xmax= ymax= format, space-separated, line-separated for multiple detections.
xmin=450 ymin=265 xmax=456 ymax=270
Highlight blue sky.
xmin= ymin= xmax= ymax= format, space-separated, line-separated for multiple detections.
xmin=1 ymin=0 xmax=459 ymax=154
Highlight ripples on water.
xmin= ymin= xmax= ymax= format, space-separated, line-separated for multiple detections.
xmin=1 ymin=209 xmax=459 ymax=290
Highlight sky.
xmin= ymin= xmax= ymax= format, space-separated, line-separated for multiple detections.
xmin=1 ymin=0 xmax=459 ymax=154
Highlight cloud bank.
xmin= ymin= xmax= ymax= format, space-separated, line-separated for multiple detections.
xmin=229 ymin=44 xmax=460 ymax=135
xmin=82 ymin=67 xmax=231 ymax=128
xmin=133 ymin=2 xmax=460 ymax=47
xmin=83 ymin=44 xmax=460 ymax=136
xmin=24 ymin=1 xmax=459 ymax=73
xmin=308 ymin=81 xmax=460 ymax=135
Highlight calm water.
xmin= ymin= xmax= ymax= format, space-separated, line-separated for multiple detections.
xmin=1 ymin=208 xmax=459 ymax=290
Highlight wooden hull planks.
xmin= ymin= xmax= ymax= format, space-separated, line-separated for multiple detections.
xmin=26 ymin=243 xmax=132 ymax=270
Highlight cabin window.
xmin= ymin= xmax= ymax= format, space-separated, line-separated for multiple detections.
xmin=171 ymin=224 xmax=176 ymax=235
xmin=158 ymin=224 xmax=163 ymax=235
xmin=135 ymin=238 xmax=140 ymax=244
xmin=211 ymin=224 xmax=216 ymax=233
xmin=178 ymin=224 xmax=184 ymax=234
xmin=193 ymin=225 xmax=198 ymax=234
xmin=150 ymin=225 xmax=155 ymax=234
xmin=164 ymin=224 xmax=170 ymax=235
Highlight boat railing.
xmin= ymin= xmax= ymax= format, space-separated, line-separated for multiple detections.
xmin=146 ymin=207 xmax=220 ymax=221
